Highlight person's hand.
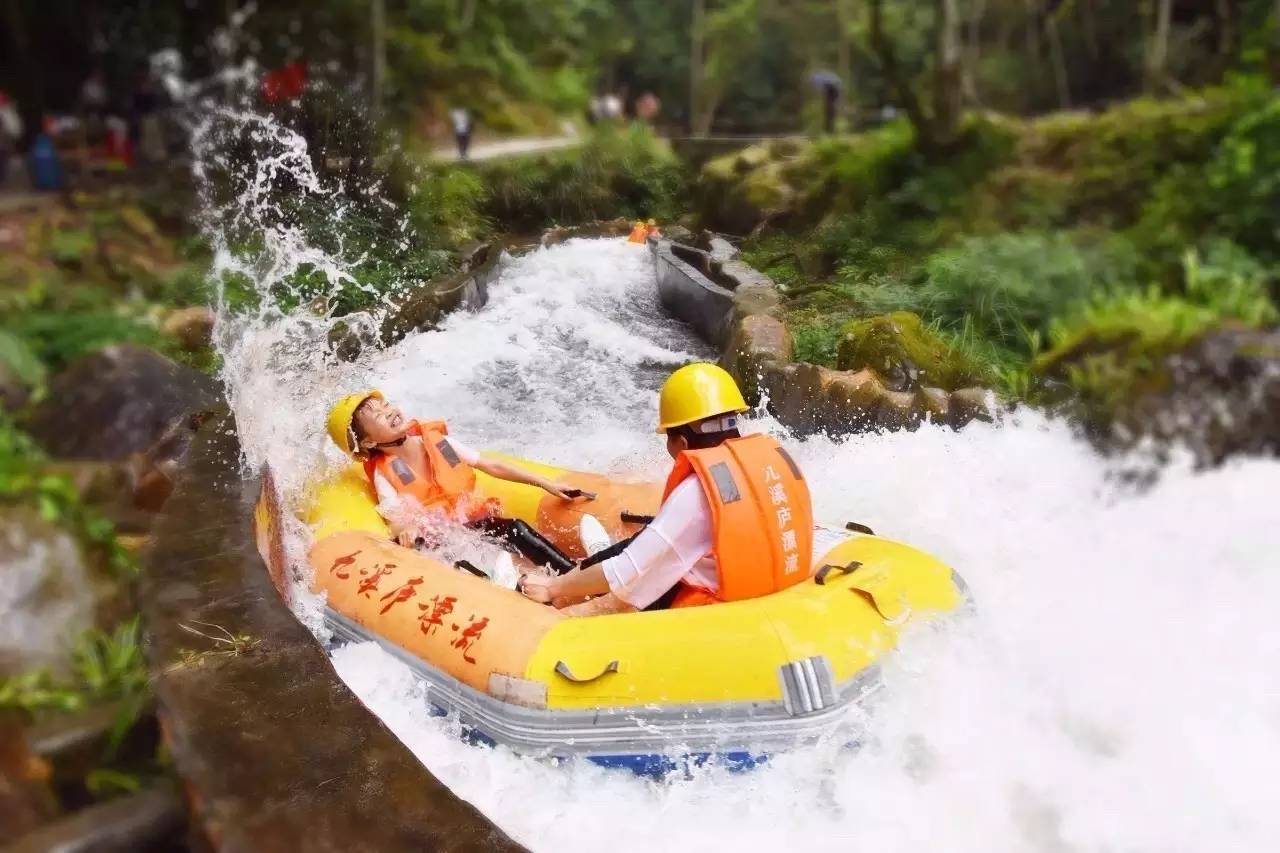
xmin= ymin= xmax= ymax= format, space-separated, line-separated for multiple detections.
xmin=541 ymin=481 xmax=577 ymax=500
xmin=519 ymin=571 xmax=556 ymax=604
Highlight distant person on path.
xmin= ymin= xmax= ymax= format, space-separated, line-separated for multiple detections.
xmin=0 ymin=91 xmax=21 ymax=186
xmin=79 ymin=68 xmax=109 ymax=141
xmin=128 ymin=65 xmax=165 ymax=168
xmin=809 ymin=70 xmax=842 ymax=134
xmin=450 ymin=107 xmax=472 ymax=160
xmin=601 ymin=93 xmax=623 ymax=122
xmin=635 ymin=92 xmax=660 ymax=123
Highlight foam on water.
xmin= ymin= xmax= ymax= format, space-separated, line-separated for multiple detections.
xmin=327 ymin=410 xmax=1280 ymax=853
xmin=198 ymin=108 xmax=1280 ymax=853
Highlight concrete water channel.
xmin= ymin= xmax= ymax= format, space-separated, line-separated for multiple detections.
xmin=137 ymin=228 xmax=993 ymax=850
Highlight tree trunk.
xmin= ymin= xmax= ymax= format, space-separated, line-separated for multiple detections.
xmin=963 ymin=0 xmax=987 ymax=107
xmin=867 ymin=0 xmax=930 ymax=141
xmin=1146 ymin=0 xmax=1172 ymax=92
xmin=3 ymin=0 xmax=42 ymax=144
xmin=1273 ymin=0 xmax=1280 ymax=84
xmin=1079 ymin=0 xmax=1100 ymax=59
xmin=836 ymin=0 xmax=855 ymax=125
xmin=933 ymin=0 xmax=964 ymax=146
xmin=691 ymin=0 xmax=706 ymax=136
xmin=371 ymin=0 xmax=386 ymax=119
xmin=1046 ymin=7 xmax=1071 ymax=108
xmin=1210 ymin=0 xmax=1239 ymax=81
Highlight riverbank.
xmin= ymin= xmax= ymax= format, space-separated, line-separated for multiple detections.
xmin=696 ymin=82 xmax=1280 ymax=461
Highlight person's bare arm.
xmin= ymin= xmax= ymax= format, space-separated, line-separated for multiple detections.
xmin=472 ymin=456 xmax=574 ymax=499
xmin=519 ymin=563 xmax=610 ymax=604
xmin=562 ymin=593 xmax=637 ymax=617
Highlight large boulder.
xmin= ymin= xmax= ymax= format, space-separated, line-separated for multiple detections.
xmin=698 ymin=145 xmax=797 ymax=235
xmin=1119 ymin=324 xmax=1280 ymax=465
xmin=161 ymin=306 xmax=216 ymax=353
xmin=837 ymin=311 xmax=991 ymax=392
xmin=25 ymin=344 xmax=220 ymax=460
xmin=0 ymin=508 xmax=107 ymax=677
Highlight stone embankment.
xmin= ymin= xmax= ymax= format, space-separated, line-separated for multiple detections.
xmin=650 ymin=233 xmax=993 ymax=434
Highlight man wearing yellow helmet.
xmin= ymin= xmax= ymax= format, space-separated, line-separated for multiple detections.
xmin=327 ymin=390 xmax=577 ymax=573
xmin=520 ymin=363 xmax=813 ymax=614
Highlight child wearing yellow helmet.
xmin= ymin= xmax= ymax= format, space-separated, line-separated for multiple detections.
xmin=327 ymin=390 xmax=580 ymax=575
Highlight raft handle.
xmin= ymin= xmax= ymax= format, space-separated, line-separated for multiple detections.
xmin=561 ymin=488 xmax=598 ymax=501
xmin=620 ymin=511 xmax=655 ymax=525
xmin=554 ymin=660 xmax=620 ymax=683
xmin=454 ymin=560 xmax=490 ymax=579
xmin=815 ymin=560 xmax=863 ymax=586
xmin=845 ymin=522 xmax=876 ymax=535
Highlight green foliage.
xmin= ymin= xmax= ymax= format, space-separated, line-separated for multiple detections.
xmin=50 ymin=229 xmax=96 ymax=267
xmin=1182 ymin=240 xmax=1279 ymax=325
xmin=1198 ymin=99 xmax=1280 ymax=258
xmin=404 ymin=165 xmax=492 ymax=250
xmin=0 ymin=330 xmax=48 ymax=401
xmin=790 ymin=316 xmax=846 ymax=366
xmin=836 ymin=311 xmax=994 ymax=390
xmin=386 ymin=0 xmax=598 ymax=133
xmin=477 ymin=125 xmax=687 ymax=231
xmin=849 ymin=232 xmax=1135 ymax=354
xmin=0 ymin=414 xmax=135 ymax=578
xmin=0 ymin=618 xmax=147 ymax=716
xmin=1036 ymin=242 xmax=1277 ymax=414
xmin=7 ymin=309 xmax=171 ymax=372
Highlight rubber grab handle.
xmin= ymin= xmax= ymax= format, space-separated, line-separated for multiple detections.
xmin=845 ymin=521 xmax=875 ymax=535
xmin=815 ymin=560 xmax=863 ymax=586
xmin=454 ymin=560 xmax=489 ymax=579
xmin=561 ymin=488 xmax=598 ymax=501
xmin=620 ymin=511 xmax=655 ymax=525
xmin=554 ymin=660 xmax=620 ymax=683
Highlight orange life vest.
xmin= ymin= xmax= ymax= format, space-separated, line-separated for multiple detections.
xmin=661 ymin=433 xmax=813 ymax=608
xmin=363 ymin=420 xmax=494 ymax=522
xmin=627 ymin=222 xmax=649 ymax=243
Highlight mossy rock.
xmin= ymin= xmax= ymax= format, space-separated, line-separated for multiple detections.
xmin=697 ymin=154 xmax=795 ymax=235
xmin=837 ymin=311 xmax=989 ymax=392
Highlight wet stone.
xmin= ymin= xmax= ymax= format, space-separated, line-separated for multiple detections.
xmin=26 ymin=344 xmax=221 ymax=461
xmin=140 ymin=410 xmax=524 ymax=852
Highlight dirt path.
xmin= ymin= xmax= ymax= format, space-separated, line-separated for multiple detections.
xmin=431 ymin=132 xmax=580 ymax=162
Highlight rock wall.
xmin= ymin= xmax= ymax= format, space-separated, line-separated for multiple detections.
xmin=331 ymin=241 xmax=507 ymax=361
xmin=650 ymin=236 xmax=994 ymax=435
xmin=141 ymin=411 xmax=524 ymax=852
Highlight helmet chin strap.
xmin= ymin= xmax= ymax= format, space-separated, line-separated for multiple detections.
xmin=371 ymin=436 xmax=409 ymax=449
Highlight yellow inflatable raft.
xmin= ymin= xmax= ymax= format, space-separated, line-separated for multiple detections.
xmin=259 ymin=454 xmax=968 ymax=773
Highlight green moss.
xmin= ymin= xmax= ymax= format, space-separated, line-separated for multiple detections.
xmin=837 ymin=311 xmax=992 ymax=390
xmin=50 ymin=229 xmax=96 ymax=267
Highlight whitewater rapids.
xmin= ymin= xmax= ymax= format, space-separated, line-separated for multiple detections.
xmin=216 ymin=235 xmax=1279 ymax=852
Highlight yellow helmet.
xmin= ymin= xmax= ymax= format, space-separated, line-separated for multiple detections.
xmin=327 ymin=390 xmax=383 ymax=456
xmin=656 ymin=363 xmax=748 ymax=433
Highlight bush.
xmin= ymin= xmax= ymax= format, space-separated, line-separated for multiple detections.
xmin=479 ymin=124 xmax=688 ymax=231
xmin=1199 ymin=99 xmax=1280 ymax=259
xmin=0 ymin=414 xmax=134 ymax=579
xmin=1035 ymin=242 xmax=1276 ymax=414
xmin=909 ymin=232 xmax=1137 ymax=353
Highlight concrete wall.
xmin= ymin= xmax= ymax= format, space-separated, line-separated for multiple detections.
xmin=141 ymin=412 xmax=524 ymax=852
xmin=650 ymin=237 xmax=993 ymax=435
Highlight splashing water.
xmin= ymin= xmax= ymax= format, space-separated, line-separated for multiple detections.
xmin=197 ymin=106 xmax=1280 ymax=853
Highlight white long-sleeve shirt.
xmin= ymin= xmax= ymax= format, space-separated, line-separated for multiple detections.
xmin=600 ymin=474 xmax=719 ymax=609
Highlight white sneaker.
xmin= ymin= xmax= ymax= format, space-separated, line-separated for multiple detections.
xmin=490 ymin=552 xmax=519 ymax=590
xmin=579 ymin=514 xmax=612 ymax=556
